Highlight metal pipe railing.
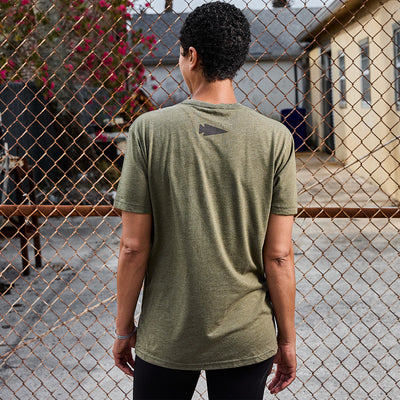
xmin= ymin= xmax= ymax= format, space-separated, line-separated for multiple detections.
xmin=1 ymin=205 xmax=399 ymax=218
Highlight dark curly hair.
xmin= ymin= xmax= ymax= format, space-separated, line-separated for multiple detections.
xmin=179 ymin=2 xmax=251 ymax=82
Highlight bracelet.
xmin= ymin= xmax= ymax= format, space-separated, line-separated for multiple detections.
xmin=115 ymin=326 xmax=137 ymax=340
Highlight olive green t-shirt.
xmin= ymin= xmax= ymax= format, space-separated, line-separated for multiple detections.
xmin=114 ymin=99 xmax=297 ymax=370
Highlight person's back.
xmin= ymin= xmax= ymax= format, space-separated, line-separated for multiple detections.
xmin=112 ymin=2 xmax=298 ymax=398
xmin=116 ymin=100 xmax=296 ymax=369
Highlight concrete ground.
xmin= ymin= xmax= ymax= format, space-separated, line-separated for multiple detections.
xmin=0 ymin=152 xmax=399 ymax=399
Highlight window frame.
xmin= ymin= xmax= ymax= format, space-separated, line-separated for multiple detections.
xmin=359 ymin=38 xmax=371 ymax=108
xmin=394 ymin=26 xmax=400 ymax=110
xmin=338 ymin=52 xmax=347 ymax=108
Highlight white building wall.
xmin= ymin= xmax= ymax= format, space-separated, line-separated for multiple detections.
xmin=142 ymin=59 xmax=302 ymax=121
xmin=141 ymin=63 xmax=188 ymax=107
xmin=236 ymin=60 xmax=301 ymax=119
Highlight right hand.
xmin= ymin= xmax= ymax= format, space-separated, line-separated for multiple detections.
xmin=267 ymin=342 xmax=296 ymax=394
xmin=112 ymin=333 xmax=137 ymax=377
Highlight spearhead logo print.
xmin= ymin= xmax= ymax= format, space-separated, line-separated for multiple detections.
xmin=199 ymin=124 xmax=228 ymax=136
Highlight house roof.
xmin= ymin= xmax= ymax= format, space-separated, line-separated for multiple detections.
xmin=298 ymin=0 xmax=367 ymax=42
xmin=131 ymin=7 xmax=321 ymax=65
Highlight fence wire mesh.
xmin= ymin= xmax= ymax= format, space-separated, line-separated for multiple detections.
xmin=0 ymin=0 xmax=399 ymax=399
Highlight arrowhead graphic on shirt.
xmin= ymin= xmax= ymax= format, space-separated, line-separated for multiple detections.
xmin=199 ymin=124 xmax=228 ymax=136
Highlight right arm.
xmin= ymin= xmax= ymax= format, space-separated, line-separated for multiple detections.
xmin=113 ymin=211 xmax=152 ymax=377
xmin=263 ymin=213 xmax=297 ymax=394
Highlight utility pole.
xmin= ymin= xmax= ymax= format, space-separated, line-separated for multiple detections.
xmin=165 ymin=0 xmax=173 ymax=12
xmin=272 ymin=0 xmax=291 ymax=7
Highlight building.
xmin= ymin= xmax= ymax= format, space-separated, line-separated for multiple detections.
xmin=131 ymin=7 xmax=320 ymax=120
xmin=299 ymin=0 xmax=400 ymax=203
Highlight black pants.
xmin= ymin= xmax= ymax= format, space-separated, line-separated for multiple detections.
xmin=132 ymin=355 xmax=274 ymax=400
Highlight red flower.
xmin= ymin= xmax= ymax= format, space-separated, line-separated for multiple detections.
xmin=102 ymin=52 xmax=113 ymax=66
xmin=96 ymin=132 xmax=108 ymax=143
xmin=99 ymin=0 xmax=110 ymax=8
xmin=118 ymin=44 xmax=128 ymax=56
xmin=64 ymin=64 xmax=73 ymax=72
xmin=95 ymin=24 xmax=105 ymax=35
xmin=104 ymin=57 xmax=113 ymax=66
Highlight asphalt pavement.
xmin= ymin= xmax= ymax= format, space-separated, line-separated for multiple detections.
xmin=0 ymin=152 xmax=399 ymax=399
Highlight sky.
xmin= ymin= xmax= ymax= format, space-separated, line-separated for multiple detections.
xmin=135 ymin=0 xmax=332 ymax=13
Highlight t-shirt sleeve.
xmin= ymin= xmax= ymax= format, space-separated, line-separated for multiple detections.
xmin=270 ymin=129 xmax=298 ymax=215
xmin=113 ymin=122 xmax=152 ymax=214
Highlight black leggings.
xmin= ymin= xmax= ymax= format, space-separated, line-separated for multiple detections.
xmin=132 ymin=355 xmax=274 ymax=400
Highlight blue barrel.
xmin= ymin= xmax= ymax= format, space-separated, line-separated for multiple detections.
xmin=280 ymin=108 xmax=307 ymax=151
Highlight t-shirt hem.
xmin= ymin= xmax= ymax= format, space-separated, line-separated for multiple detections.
xmin=113 ymin=199 xmax=152 ymax=214
xmin=270 ymin=206 xmax=298 ymax=215
xmin=135 ymin=348 xmax=277 ymax=371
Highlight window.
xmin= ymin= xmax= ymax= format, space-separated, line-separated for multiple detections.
xmin=394 ymin=28 xmax=400 ymax=109
xmin=359 ymin=39 xmax=371 ymax=106
xmin=338 ymin=53 xmax=346 ymax=107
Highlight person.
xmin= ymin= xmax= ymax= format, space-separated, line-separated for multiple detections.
xmin=112 ymin=2 xmax=297 ymax=399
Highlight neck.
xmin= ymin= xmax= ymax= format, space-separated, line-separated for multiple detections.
xmin=190 ymin=79 xmax=237 ymax=104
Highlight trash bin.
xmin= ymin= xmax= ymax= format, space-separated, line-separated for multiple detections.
xmin=280 ymin=108 xmax=307 ymax=151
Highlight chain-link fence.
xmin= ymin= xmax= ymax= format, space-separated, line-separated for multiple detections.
xmin=1 ymin=0 xmax=399 ymax=398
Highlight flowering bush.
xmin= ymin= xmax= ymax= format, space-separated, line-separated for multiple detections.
xmin=0 ymin=0 xmax=155 ymax=120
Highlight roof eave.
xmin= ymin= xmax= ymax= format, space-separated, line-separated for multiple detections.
xmin=297 ymin=0 xmax=367 ymax=43
xmin=141 ymin=51 xmax=307 ymax=66
xmin=141 ymin=55 xmax=179 ymax=65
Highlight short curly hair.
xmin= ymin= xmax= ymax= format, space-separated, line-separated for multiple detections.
xmin=179 ymin=2 xmax=251 ymax=82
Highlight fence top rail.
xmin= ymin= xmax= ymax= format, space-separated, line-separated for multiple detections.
xmin=0 ymin=205 xmax=399 ymax=218
xmin=296 ymin=207 xmax=400 ymax=219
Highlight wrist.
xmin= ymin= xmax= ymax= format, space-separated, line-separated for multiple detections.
xmin=115 ymin=317 xmax=136 ymax=335
xmin=115 ymin=326 xmax=137 ymax=340
xmin=277 ymin=339 xmax=296 ymax=348
xmin=277 ymin=332 xmax=296 ymax=345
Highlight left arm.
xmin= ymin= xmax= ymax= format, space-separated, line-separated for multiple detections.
xmin=112 ymin=211 xmax=152 ymax=377
xmin=263 ymin=214 xmax=296 ymax=394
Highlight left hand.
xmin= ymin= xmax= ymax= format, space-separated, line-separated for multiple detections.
xmin=112 ymin=333 xmax=137 ymax=377
xmin=267 ymin=342 xmax=296 ymax=394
